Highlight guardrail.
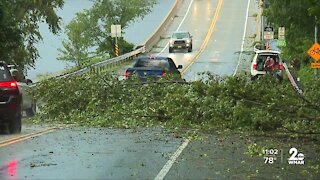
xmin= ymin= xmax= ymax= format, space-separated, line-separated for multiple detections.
xmin=56 ymin=46 xmax=146 ymax=78
xmin=44 ymin=0 xmax=182 ymax=81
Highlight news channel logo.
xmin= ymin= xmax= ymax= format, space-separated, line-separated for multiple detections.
xmin=263 ymin=147 xmax=304 ymax=165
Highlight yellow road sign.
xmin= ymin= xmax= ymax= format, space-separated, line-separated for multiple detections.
xmin=311 ymin=63 xmax=320 ymax=69
xmin=307 ymin=43 xmax=320 ymax=61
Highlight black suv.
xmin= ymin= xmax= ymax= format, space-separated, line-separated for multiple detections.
xmin=0 ymin=61 xmax=22 ymax=133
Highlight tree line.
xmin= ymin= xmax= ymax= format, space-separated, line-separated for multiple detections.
xmin=0 ymin=0 xmax=156 ymax=70
xmin=264 ymin=0 xmax=320 ymax=62
xmin=0 ymin=0 xmax=63 ymax=69
xmin=57 ymin=0 xmax=156 ymax=67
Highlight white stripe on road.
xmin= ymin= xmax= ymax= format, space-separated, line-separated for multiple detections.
xmin=176 ymin=0 xmax=194 ymax=31
xmin=154 ymin=139 xmax=190 ymax=180
xmin=233 ymin=0 xmax=251 ymax=76
xmin=158 ymin=0 xmax=194 ymax=55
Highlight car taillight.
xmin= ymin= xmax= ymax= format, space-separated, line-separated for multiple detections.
xmin=253 ymin=64 xmax=257 ymax=70
xmin=162 ymin=71 xmax=166 ymax=77
xmin=125 ymin=70 xmax=129 ymax=78
xmin=0 ymin=81 xmax=19 ymax=94
xmin=279 ymin=64 xmax=283 ymax=70
xmin=0 ymin=81 xmax=17 ymax=88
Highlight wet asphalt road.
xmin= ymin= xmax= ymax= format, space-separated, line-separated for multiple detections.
xmin=154 ymin=0 xmax=252 ymax=81
xmin=1 ymin=125 xmax=319 ymax=179
xmin=4 ymin=0 xmax=316 ymax=179
xmin=153 ymin=0 xmax=219 ymax=77
xmin=0 ymin=126 xmax=184 ymax=179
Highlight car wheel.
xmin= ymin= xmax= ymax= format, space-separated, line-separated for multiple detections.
xmin=26 ymin=100 xmax=36 ymax=117
xmin=8 ymin=112 xmax=22 ymax=134
xmin=188 ymin=47 xmax=192 ymax=52
xmin=169 ymin=47 xmax=173 ymax=53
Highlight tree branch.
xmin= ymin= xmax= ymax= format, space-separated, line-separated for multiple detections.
xmin=283 ymin=127 xmax=320 ymax=135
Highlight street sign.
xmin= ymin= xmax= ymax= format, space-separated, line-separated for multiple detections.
xmin=264 ymin=32 xmax=274 ymax=40
xmin=277 ymin=39 xmax=286 ymax=47
xmin=264 ymin=27 xmax=274 ymax=32
xmin=311 ymin=62 xmax=320 ymax=68
xmin=278 ymin=27 xmax=285 ymax=40
xmin=111 ymin=24 xmax=122 ymax=37
xmin=307 ymin=42 xmax=320 ymax=61
xmin=264 ymin=26 xmax=274 ymax=40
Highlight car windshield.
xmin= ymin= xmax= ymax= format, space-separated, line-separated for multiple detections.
xmin=0 ymin=65 xmax=11 ymax=82
xmin=172 ymin=32 xmax=189 ymax=39
xmin=134 ymin=59 xmax=170 ymax=69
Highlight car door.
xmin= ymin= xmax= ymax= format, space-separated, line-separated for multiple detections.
xmin=10 ymin=69 xmax=32 ymax=110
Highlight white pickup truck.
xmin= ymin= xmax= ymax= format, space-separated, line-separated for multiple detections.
xmin=169 ymin=31 xmax=193 ymax=53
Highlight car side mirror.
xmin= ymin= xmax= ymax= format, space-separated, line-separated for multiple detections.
xmin=27 ymin=79 xmax=33 ymax=85
xmin=177 ymin=65 xmax=183 ymax=69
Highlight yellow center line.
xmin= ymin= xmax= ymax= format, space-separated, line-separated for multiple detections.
xmin=0 ymin=127 xmax=58 ymax=147
xmin=182 ymin=0 xmax=223 ymax=75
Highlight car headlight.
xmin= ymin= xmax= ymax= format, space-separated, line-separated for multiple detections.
xmin=186 ymin=39 xmax=191 ymax=43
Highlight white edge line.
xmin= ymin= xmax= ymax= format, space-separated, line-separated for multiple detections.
xmin=233 ymin=0 xmax=251 ymax=76
xmin=154 ymin=139 xmax=190 ymax=180
xmin=157 ymin=0 xmax=194 ymax=55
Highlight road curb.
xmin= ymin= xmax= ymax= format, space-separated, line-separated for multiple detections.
xmin=255 ymin=0 xmax=263 ymax=42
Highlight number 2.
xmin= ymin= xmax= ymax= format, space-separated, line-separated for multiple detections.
xmin=289 ymin=147 xmax=298 ymax=160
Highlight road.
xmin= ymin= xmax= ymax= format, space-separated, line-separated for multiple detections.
xmin=153 ymin=0 xmax=251 ymax=81
xmin=0 ymin=0 xmax=249 ymax=179
xmin=3 ymin=0 xmax=316 ymax=179
xmin=0 ymin=127 xmax=184 ymax=179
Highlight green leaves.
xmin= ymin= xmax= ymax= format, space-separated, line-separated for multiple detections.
xmin=58 ymin=0 xmax=156 ymax=66
xmin=264 ymin=0 xmax=319 ymax=61
xmin=0 ymin=0 xmax=63 ymax=68
xmin=32 ymin=71 xmax=320 ymax=134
